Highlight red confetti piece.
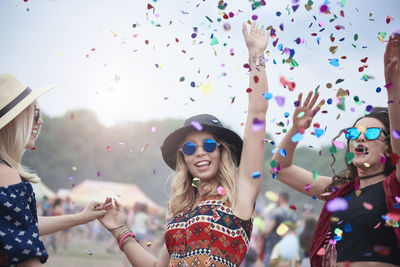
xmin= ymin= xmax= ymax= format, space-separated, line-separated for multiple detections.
xmin=246 ymin=88 xmax=252 ymax=93
xmin=106 ymin=146 xmax=111 ymax=151
xmin=231 ymin=96 xmax=236 ymax=104
xmin=340 ymin=10 xmax=345 ymax=17
xmin=175 ymin=38 xmax=179 ymax=42
xmin=313 ymin=122 xmax=320 ymax=128
xmin=289 ymin=205 xmax=297 ymax=211
xmin=254 ymin=76 xmax=259 ymax=83
xmin=70 ymin=112 xmax=74 ymax=120
xmin=145 ymin=40 xmax=149 ymax=45
xmin=147 ymin=3 xmax=154 ymax=9
xmin=360 ymin=57 xmax=368 ymax=63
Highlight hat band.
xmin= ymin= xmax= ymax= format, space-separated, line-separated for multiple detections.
xmin=0 ymin=87 xmax=32 ymax=118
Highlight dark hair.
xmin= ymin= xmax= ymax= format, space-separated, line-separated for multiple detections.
xmin=279 ymin=191 xmax=289 ymax=202
xmin=300 ymin=216 xmax=318 ymax=253
xmin=325 ymin=107 xmax=395 ymax=193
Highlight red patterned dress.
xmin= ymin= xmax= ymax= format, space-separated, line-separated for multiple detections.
xmin=164 ymin=195 xmax=253 ymax=267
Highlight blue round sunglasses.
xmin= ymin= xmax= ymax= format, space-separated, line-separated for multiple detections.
xmin=180 ymin=138 xmax=220 ymax=156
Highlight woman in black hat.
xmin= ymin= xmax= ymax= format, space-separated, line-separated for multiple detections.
xmin=0 ymin=73 xmax=109 ymax=266
xmin=98 ymin=21 xmax=270 ymax=267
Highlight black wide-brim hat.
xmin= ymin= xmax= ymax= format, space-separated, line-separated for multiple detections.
xmin=162 ymin=114 xmax=243 ymax=170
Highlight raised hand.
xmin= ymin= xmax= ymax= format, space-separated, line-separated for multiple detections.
xmin=242 ymin=22 xmax=269 ymax=55
xmin=97 ymin=197 xmax=126 ymax=231
xmin=384 ymin=33 xmax=400 ymax=87
xmin=292 ymin=91 xmax=325 ymax=131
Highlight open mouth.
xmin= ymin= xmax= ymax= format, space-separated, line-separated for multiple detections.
xmin=195 ymin=161 xmax=211 ymax=168
xmin=355 ymin=144 xmax=368 ymax=155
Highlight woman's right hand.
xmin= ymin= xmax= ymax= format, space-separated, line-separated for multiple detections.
xmin=97 ymin=197 xmax=126 ymax=232
xmin=292 ymin=91 xmax=325 ymax=131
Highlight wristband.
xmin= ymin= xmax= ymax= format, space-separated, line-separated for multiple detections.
xmin=118 ymin=232 xmax=136 ymax=250
xmin=249 ymin=55 xmax=265 ymax=67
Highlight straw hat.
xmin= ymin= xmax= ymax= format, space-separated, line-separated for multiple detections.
xmin=161 ymin=114 xmax=243 ymax=170
xmin=0 ymin=73 xmax=55 ymax=129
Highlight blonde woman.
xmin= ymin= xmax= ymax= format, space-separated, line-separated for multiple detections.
xmin=98 ymin=21 xmax=270 ymax=266
xmin=0 ymin=73 xmax=108 ymax=266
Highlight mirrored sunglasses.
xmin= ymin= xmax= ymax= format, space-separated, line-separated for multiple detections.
xmin=181 ymin=138 xmax=220 ymax=156
xmin=344 ymin=127 xmax=386 ymax=140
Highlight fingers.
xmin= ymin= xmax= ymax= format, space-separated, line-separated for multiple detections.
xmin=297 ymin=93 xmax=302 ymax=105
xmin=250 ymin=21 xmax=256 ymax=34
xmin=308 ymin=92 xmax=319 ymax=109
xmin=313 ymin=99 xmax=326 ymax=116
xmin=242 ymin=23 xmax=249 ymax=39
xmin=303 ymin=91 xmax=313 ymax=107
xmin=114 ymin=199 xmax=122 ymax=211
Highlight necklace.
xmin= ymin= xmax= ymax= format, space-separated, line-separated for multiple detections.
xmin=359 ymin=171 xmax=386 ymax=180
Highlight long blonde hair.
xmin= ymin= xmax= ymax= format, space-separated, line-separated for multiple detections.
xmin=0 ymin=102 xmax=40 ymax=183
xmin=167 ymin=137 xmax=237 ymax=220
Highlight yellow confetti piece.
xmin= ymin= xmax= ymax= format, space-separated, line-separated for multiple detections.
xmin=146 ymin=242 xmax=152 ymax=247
xmin=330 ymin=216 xmax=340 ymax=222
xmin=199 ymin=82 xmax=212 ymax=95
xmin=334 ymin=228 xmax=343 ymax=236
xmin=364 ymin=162 xmax=370 ymax=167
xmin=329 ymin=46 xmax=338 ymax=54
xmin=72 ymin=166 xmax=77 ymax=171
xmin=355 ymin=189 xmax=362 ymax=197
xmin=336 ymin=88 xmax=348 ymax=98
xmin=276 ymin=223 xmax=289 ymax=236
xmin=264 ymin=191 xmax=279 ymax=202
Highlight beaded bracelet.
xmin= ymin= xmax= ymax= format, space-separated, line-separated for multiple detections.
xmin=118 ymin=232 xmax=137 ymax=250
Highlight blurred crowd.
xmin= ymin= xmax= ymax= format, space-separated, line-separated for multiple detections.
xmin=36 ymin=191 xmax=317 ymax=267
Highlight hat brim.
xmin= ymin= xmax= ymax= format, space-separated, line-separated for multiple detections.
xmin=0 ymin=85 xmax=55 ymax=130
xmin=162 ymin=124 xmax=243 ymax=170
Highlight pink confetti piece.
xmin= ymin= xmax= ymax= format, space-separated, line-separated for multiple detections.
xmin=374 ymin=222 xmax=381 ymax=229
xmin=151 ymin=126 xmax=157 ymax=132
xmin=304 ymin=184 xmax=312 ymax=191
xmin=363 ymin=202 xmax=374 ymax=210
xmin=191 ymin=120 xmax=203 ymax=131
xmin=217 ymin=186 xmax=227 ymax=195
xmin=316 ymin=247 xmax=326 ymax=256
xmin=252 ymin=118 xmax=265 ymax=132
xmin=333 ymin=140 xmax=344 ymax=149
xmin=326 ymin=197 xmax=348 ymax=212
xmin=395 ymin=196 xmax=400 ymax=203
xmin=97 ymin=172 xmax=101 ymax=177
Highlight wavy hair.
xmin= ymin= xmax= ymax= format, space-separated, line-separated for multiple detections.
xmin=0 ymin=102 xmax=40 ymax=183
xmin=325 ymin=107 xmax=395 ymax=193
xmin=167 ymin=137 xmax=237 ymax=220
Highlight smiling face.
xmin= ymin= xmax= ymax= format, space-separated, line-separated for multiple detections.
xmin=348 ymin=117 xmax=388 ymax=173
xmin=25 ymin=101 xmax=42 ymax=150
xmin=181 ymin=131 xmax=221 ymax=181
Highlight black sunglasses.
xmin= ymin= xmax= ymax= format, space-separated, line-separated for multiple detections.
xmin=180 ymin=139 xmax=220 ymax=156
xmin=34 ymin=108 xmax=41 ymax=124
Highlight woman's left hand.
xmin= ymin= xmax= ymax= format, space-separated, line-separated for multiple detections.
xmin=78 ymin=201 xmax=109 ymax=223
xmin=384 ymin=33 xmax=400 ymax=87
xmin=242 ymin=21 xmax=269 ymax=55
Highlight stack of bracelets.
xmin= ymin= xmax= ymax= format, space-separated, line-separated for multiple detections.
xmin=111 ymin=225 xmax=137 ymax=250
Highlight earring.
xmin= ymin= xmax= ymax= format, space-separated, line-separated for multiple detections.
xmin=192 ymin=177 xmax=201 ymax=189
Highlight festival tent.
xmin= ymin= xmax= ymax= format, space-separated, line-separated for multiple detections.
xmin=67 ymin=179 xmax=161 ymax=212
xmin=32 ymin=181 xmax=56 ymax=201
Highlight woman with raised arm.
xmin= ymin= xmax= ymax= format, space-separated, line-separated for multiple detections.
xmin=0 ymin=74 xmax=109 ymax=266
xmin=271 ymin=34 xmax=400 ymax=266
xmin=97 ymin=21 xmax=270 ymax=267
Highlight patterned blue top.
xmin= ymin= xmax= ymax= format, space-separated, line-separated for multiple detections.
xmin=0 ymin=179 xmax=48 ymax=266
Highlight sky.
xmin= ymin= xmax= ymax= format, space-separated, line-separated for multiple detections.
xmin=1 ymin=0 xmax=400 ymax=149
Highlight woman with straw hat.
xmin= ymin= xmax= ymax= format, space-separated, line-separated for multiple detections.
xmin=0 ymin=73 xmax=109 ymax=266
xmin=97 ymin=21 xmax=270 ymax=267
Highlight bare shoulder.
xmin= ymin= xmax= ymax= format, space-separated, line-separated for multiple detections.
xmin=0 ymin=164 xmax=22 ymax=187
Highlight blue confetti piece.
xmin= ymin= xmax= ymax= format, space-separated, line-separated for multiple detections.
xmin=376 ymin=87 xmax=381 ymax=93
xmin=344 ymin=223 xmax=352 ymax=233
xmin=264 ymin=92 xmax=273 ymax=100
xmin=284 ymin=112 xmax=290 ymax=118
xmin=272 ymin=173 xmax=277 ymax=179
xmin=291 ymin=132 xmax=303 ymax=143
xmin=330 ymin=58 xmax=339 ymax=67
xmin=317 ymin=37 xmax=321 ymax=45
xmin=252 ymin=171 xmax=261 ymax=179
xmin=315 ymin=128 xmax=325 ymax=138
xmin=273 ymin=59 xmax=277 ymax=64
xmin=312 ymin=195 xmax=317 ymax=200
xmin=280 ymin=149 xmax=287 ymax=157
xmin=271 ymin=147 xmax=279 ymax=154
xmin=334 ymin=235 xmax=342 ymax=241
xmin=278 ymin=44 xmax=283 ymax=51
xmin=327 ymin=98 xmax=333 ymax=104
xmin=190 ymin=81 xmax=196 ymax=87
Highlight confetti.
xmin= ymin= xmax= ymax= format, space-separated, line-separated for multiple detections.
xmin=106 ymin=146 xmax=111 ymax=151
xmin=191 ymin=121 xmax=203 ymax=131
xmin=326 ymin=197 xmax=348 ymax=212
xmin=346 ymin=152 xmax=354 ymax=164
xmin=218 ymin=186 xmax=227 ymax=195
xmin=72 ymin=166 xmax=77 ymax=171
xmin=291 ymin=132 xmax=303 ymax=143
xmin=252 ymin=118 xmax=265 ymax=132
xmin=392 ymin=130 xmax=400 ymax=139
xmin=363 ymin=202 xmax=374 ymax=210
xmin=274 ymin=96 xmax=285 ymax=107
xmin=252 ymin=171 xmax=261 ymax=178
xmin=146 ymin=242 xmax=152 ymax=247
xmin=276 ymin=223 xmax=289 ymax=236
xmin=329 ymin=58 xmax=339 ymax=67
xmin=87 ymin=250 xmax=93 ymax=255
xmin=199 ymin=82 xmax=212 ymax=95
xmin=265 ymin=191 xmax=279 ymax=202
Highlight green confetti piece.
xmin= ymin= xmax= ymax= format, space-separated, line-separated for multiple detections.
xmin=312 ymin=170 xmax=318 ymax=181
xmin=297 ymin=111 xmax=305 ymax=118
xmin=290 ymin=58 xmax=299 ymax=67
xmin=270 ymin=160 xmax=278 ymax=168
xmin=335 ymin=79 xmax=345 ymax=84
xmin=340 ymin=0 xmax=346 ymax=7
xmin=329 ymin=146 xmax=337 ymax=155
xmin=354 ymin=34 xmax=359 ymax=41
xmin=314 ymin=85 xmax=320 ymax=94
xmin=362 ymin=74 xmax=370 ymax=81
xmin=205 ymin=16 xmax=213 ymax=23
xmin=346 ymin=152 xmax=355 ymax=164
xmin=210 ymin=37 xmax=219 ymax=46
xmin=336 ymin=97 xmax=346 ymax=111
